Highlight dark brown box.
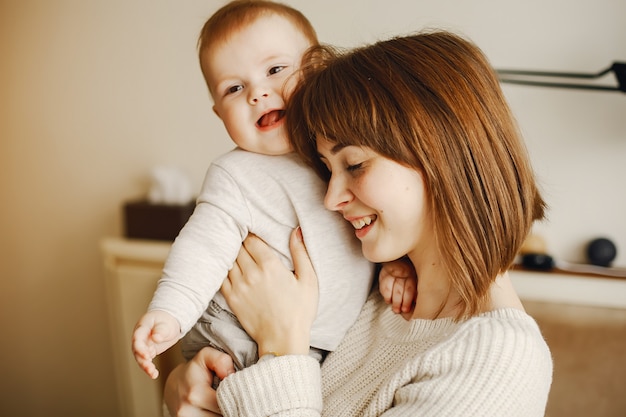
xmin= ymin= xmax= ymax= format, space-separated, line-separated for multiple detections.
xmin=124 ymin=200 xmax=195 ymax=241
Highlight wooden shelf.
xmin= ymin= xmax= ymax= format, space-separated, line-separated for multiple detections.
xmin=512 ymin=263 xmax=626 ymax=280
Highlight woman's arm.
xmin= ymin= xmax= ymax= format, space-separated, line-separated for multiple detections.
xmin=216 ymin=228 xmax=323 ymax=416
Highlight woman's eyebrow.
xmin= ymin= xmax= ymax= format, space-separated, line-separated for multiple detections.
xmin=316 ymin=144 xmax=344 ymax=159
xmin=331 ymin=143 xmax=347 ymax=154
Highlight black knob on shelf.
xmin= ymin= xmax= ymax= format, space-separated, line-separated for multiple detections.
xmin=586 ymin=238 xmax=617 ymax=267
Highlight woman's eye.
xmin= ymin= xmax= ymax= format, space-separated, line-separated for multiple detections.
xmin=347 ymin=163 xmax=363 ymax=172
xmin=269 ymin=65 xmax=285 ymax=75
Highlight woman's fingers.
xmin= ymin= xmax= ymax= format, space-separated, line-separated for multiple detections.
xmin=290 ymin=228 xmax=319 ymax=321
xmin=225 ymin=234 xmax=273 ymax=289
xmin=222 ymin=247 xmax=243 ymax=297
xmin=223 ymin=235 xmax=263 ymax=302
xmin=196 ymin=346 xmax=235 ymax=382
xmin=241 ymin=233 xmax=272 ymax=262
xmin=163 ymin=347 xmax=234 ymax=417
xmin=290 ymin=227 xmax=316 ymax=285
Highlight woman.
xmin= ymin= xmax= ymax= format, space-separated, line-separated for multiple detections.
xmin=165 ymin=30 xmax=553 ymax=416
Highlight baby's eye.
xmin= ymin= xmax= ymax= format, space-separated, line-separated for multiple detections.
xmin=269 ymin=65 xmax=285 ymax=75
xmin=226 ymin=85 xmax=243 ymax=95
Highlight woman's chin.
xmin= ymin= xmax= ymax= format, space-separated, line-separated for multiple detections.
xmin=362 ymin=242 xmax=409 ymax=264
xmin=361 ymin=247 xmax=391 ymax=264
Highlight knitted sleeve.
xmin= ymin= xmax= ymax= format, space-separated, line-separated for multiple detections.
xmin=217 ymin=355 xmax=323 ymax=417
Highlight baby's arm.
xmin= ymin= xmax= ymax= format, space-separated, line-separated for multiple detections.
xmin=378 ymin=257 xmax=417 ymax=318
xmin=132 ymin=310 xmax=181 ymax=379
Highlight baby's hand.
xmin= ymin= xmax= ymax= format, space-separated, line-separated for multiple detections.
xmin=378 ymin=258 xmax=417 ymax=319
xmin=132 ymin=310 xmax=181 ymax=379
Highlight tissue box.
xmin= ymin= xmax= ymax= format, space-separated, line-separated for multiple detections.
xmin=124 ymin=200 xmax=195 ymax=241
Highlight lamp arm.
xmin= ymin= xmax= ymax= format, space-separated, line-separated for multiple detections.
xmin=496 ymin=61 xmax=626 ymax=93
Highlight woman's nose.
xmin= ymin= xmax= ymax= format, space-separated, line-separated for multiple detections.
xmin=324 ymin=174 xmax=352 ymax=211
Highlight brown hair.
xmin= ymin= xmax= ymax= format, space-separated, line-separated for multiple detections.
xmin=288 ymin=31 xmax=546 ymax=319
xmin=197 ymin=0 xmax=318 ymax=90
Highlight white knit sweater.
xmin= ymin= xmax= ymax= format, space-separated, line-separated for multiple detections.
xmin=217 ymin=291 xmax=553 ymax=416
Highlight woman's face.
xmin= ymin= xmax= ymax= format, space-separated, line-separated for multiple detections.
xmin=316 ymin=136 xmax=431 ymax=263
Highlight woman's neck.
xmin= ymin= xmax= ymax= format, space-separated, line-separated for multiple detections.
xmin=404 ymin=267 xmax=525 ymax=321
xmin=407 ymin=253 xmax=462 ymax=320
xmin=487 ymin=272 xmax=525 ymax=312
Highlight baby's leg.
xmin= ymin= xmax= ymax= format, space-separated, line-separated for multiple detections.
xmin=181 ymin=296 xmax=257 ymax=386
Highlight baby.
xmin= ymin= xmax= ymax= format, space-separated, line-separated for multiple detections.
xmin=131 ymin=1 xmax=377 ymax=381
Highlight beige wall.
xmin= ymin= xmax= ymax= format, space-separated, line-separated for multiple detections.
xmin=1 ymin=0 xmax=624 ymax=415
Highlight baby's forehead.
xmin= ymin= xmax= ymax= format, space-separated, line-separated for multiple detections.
xmin=207 ymin=13 xmax=307 ymax=51
xmin=203 ymin=16 xmax=312 ymax=84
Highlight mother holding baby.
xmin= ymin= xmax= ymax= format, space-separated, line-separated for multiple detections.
xmin=165 ymin=30 xmax=553 ymax=417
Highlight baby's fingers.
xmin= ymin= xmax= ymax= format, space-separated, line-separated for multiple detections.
xmin=390 ymin=278 xmax=405 ymax=313
xmin=132 ymin=327 xmax=154 ymax=359
xmin=378 ymin=275 xmax=394 ymax=304
xmin=132 ymin=340 xmax=159 ymax=379
xmin=138 ymin=356 xmax=159 ymax=379
xmin=398 ymin=277 xmax=417 ymax=314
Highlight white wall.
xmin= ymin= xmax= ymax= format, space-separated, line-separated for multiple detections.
xmin=300 ymin=0 xmax=626 ymax=266
xmin=0 ymin=1 xmax=624 ymax=415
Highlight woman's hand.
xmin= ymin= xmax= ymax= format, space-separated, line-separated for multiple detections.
xmin=163 ymin=347 xmax=235 ymax=417
xmin=222 ymin=228 xmax=318 ymax=357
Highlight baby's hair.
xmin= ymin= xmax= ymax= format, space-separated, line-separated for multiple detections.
xmin=197 ymin=0 xmax=318 ymax=88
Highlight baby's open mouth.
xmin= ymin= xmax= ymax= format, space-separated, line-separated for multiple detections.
xmin=257 ymin=110 xmax=285 ymax=128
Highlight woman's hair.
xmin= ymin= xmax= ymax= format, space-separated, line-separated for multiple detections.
xmin=197 ymin=0 xmax=318 ymax=85
xmin=288 ymin=31 xmax=546 ymax=319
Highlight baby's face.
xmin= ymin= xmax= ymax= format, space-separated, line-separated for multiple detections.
xmin=204 ymin=14 xmax=312 ymax=155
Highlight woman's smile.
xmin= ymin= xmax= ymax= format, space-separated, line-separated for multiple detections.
xmin=349 ymin=214 xmax=377 ymax=238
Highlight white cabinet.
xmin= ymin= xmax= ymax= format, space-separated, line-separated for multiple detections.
xmin=509 ymin=269 xmax=626 ymax=308
xmin=101 ymin=237 xmax=183 ymax=417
